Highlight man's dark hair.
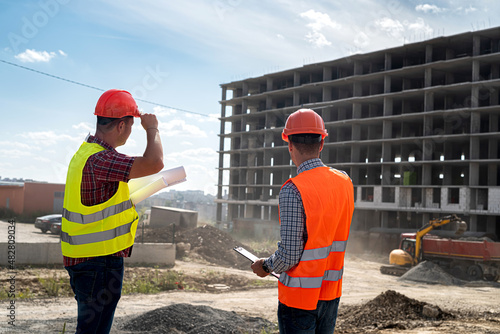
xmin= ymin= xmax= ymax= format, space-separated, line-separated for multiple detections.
xmin=97 ymin=116 xmax=133 ymax=133
xmin=289 ymin=134 xmax=322 ymax=155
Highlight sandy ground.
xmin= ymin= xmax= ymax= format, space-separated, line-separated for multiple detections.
xmin=1 ymin=222 xmax=499 ymax=333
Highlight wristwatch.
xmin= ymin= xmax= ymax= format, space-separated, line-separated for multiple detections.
xmin=262 ymin=260 xmax=271 ymax=273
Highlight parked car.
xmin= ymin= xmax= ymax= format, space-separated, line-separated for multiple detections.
xmin=34 ymin=214 xmax=62 ymax=234
xmin=50 ymin=221 xmax=62 ymax=235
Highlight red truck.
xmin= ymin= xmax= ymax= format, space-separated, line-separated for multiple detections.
xmin=381 ymin=215 xmax=500 ymax=281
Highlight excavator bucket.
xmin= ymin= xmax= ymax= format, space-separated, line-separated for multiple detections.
xmin=454 ymin=220 xmax=467 ymax=236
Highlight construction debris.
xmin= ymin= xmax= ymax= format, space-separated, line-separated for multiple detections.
xmin=120 ymin=303 xmax=274 ymax=334
xmin=336 ymin=290 xmax=454 ymax=332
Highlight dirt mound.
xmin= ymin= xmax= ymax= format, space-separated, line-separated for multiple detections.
xmin=337 ymin=290 xmax=454 ymax=332
xmin=399 ymin=261 xmax=464 ymax=285
xmin=120 ymin=303 xmax=274 ymax=334
xmin=136 ymin=224 xmax=257 ymax=270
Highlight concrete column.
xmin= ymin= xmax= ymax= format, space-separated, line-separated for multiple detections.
xmin=383 ymin=97 xmax=393 ymax=115
xmin=242 ymin=82 xmax=249 ymax=96
xmin=323 ymin=66 xmax=332 ymax=81
xmin=425 ymin=44 xmax=433 ymax=63
xmin=353 ymin=82 xmax=362 ymax=97
xmin=293 ymin=91 xmax=300 ymax=106
xmin=424 ymin=68 xmax=432 ymax=87
xmin=468 ymin=215 xmax=477 ymax=232
xmin=384 ymin=52 xmax=392 ymax=70
xmin=352 ymin=103 xmax=362 ymax=118
xmin=422 ymin=139 xmax=433 ymax=160
xmin=424 ymin=91 xmax=434 ymax=111
xmin=322 ymin=87 xmax=332 ymax=101
xmin=384 ymin=75 xmax=391 ymax=93
xmin=487 ymin=216 xmax=496 ymax=234
xmin=423 ymin=115 xmax=433 ymax=136
xmin=382 ymin=142 xmax=392 ymax=162
xmin=266 ymin=96 xmax=272 ymax=110
xmin=267 ymin=77 xmax=273 ymax=92
xmin=473 ymin=35 xmax=481 ymax=56
xmin=382 ymin=120 xmax=392 ymax=139
xmin=422 ymin=165 xmax=431 ymax=185
xmin=470 ymin=111 xmax=481 ymax=133
xmin=354 ymin=60 xmax=363 ymax=75
xmin=469 ymin=162 xmax=479 ymax=186
xmin=294 ymin=71 xmax=300 ymax=86
xmin=472 ymin=60 xmax=480 ymax=82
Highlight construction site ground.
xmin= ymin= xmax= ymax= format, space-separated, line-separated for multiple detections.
xmin=1 ymin=223 xmax=500 ymax=333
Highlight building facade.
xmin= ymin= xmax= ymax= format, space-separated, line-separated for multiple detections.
xmin=216 ymin=27 xmax=500 ymax=239
xmin=0 ymin=181 xmax=65 ymax=216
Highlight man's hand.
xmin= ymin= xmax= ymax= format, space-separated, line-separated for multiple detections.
xmin=140 ymin=113 xmax=159 ymax=130
xmin=251 ymin=258 xmax=270 ymax=278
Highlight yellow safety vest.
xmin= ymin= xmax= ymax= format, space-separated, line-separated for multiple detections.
xmin=61 ymin=142 xmax=138 ymax=258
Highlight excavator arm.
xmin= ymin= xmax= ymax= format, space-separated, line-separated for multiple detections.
xmin=413 ymin=214 xmax=467 ymax=265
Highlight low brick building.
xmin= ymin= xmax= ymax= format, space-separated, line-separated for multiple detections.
xmin=0 ymin=181 xmax=65 ymax=216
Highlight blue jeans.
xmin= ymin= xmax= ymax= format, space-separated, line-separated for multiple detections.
xmin=66 ymin=256 xmax=124 ymax=334
xmin=278 ymin=298 xmax=340 ymax=334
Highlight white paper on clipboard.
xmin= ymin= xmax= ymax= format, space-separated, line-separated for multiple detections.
xmin=233 ymin=246 xmax=280 ymax=279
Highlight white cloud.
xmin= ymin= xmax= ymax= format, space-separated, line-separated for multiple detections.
xmin=463 ymin=5 xmax=477 ymax=14
xmin=373 ymin=17 xmax=433 ymax=41
xmin=159 ymin=119 xmax=207 ymax=137
xmin=153 ymin=106 xmax=177 ymax=117
xmin=374 ymin=17 xmax=405 ymax=39
xmin=166 ymin=147 xmax=217 ymax=163
xmin=407 ymin=17 xmax=433 ymax=35
xmin=305 ymin=31 xmax=331 ymax=47
xmin=415 ymin=4 xmax=445 ymax=14
xmin=299 ymin=9 xmax=341 ymax=48
xmin=300 ymin=9 xmax=341 ymax=31
xmin=72 ymin=122 xmax=94 ymax=132
xmin=58 ymin=50 xmax=67 ymax=56
xmin=19 ymin=131 xmax=79 ymax=146
xmin=14 ymin=49 xmax=58 ymax=63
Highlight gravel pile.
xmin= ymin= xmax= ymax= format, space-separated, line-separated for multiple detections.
xmin=399 ymin=261 xmax=464 ymax=285
xmin=337 ymin=290 xmax=454 ymax=332
xmin=137 ymin=224 xmax=260 ymax=269
xmin=120 ymin=303 xmax=274 ymax=334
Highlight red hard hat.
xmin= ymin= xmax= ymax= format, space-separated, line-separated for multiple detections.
xmin=282 ymin=109 xmax=328 ymax=142
xmin=94 ymin=89 xmax=141 ymax=118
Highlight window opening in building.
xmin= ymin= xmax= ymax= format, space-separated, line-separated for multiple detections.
xmin=361 ymin=187 xmax=374 ymax=202
xmin=448 ymin=187 xmax=459 ymax=204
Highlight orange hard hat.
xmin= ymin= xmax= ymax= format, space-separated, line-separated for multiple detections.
xmin=94 ymin=89 xmax=141 ymax=118
xmin=282 ymin=108 xmax=328 ymax=142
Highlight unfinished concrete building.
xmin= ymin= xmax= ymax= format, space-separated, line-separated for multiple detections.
xmin=216 ymin=27 xmax=500 ymax=240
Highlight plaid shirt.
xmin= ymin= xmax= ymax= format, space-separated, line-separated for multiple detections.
xmin=265 ymin=158 xmax=327 ymax=274
xmin=63 ymin=135 xmax=136 ymax=267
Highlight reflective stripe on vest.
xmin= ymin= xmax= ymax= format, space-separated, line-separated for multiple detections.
xmin=62 ymin=200 xmax=133 ymax=225
xmin=300 ymin=240 xmax=348 ymax=261
xmin=61 ymin=221 xmax=133 ymax=245
xmin=280 ymin=268 xmax=344 ymax=289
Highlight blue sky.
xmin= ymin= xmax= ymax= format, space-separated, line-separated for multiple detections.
xmin=1 ymin=0 xmax=499 ymax=195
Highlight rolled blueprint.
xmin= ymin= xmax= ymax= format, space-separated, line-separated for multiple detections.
xmin=128 ymin=166 xmax=187 ymax=204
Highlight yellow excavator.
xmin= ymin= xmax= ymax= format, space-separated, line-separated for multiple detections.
xmin=380 ymin=214 xmax=468 ymax=276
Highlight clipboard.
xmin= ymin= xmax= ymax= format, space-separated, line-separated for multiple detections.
xmin=233 ymin=246 xmax=280 ymax=279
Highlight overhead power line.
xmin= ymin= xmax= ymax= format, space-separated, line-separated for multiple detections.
xmin=0 ymin=59 xmax=215 ymax=118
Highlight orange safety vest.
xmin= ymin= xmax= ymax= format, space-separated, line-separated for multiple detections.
xmin=278 ymin=166 xmax=354 ymax=310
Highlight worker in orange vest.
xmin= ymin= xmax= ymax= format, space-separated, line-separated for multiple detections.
xmin=252 ymin=108 xmax=354 ymax=333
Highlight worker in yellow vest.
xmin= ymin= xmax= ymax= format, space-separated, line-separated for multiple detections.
xmin=62 ymin=89 xmax=163 ymax=333
xmin=252 ymin=109 xmax=354 ymax=333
